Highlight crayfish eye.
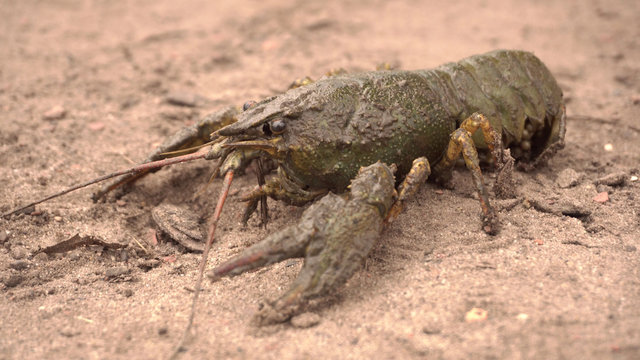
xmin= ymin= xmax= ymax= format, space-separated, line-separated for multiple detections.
xmin=270 ymin=119 xmax=286 ymax=134
xmin=261 ymin=119 xmax=286 ymax=136
xmin=242 ymin=100 xmax=257 ymax=111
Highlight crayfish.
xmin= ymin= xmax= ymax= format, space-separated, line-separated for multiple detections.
xmin=5 ymin=49 xmax=565 ymax=326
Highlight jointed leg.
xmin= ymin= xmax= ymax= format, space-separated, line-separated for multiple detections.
xmin=385 ymin=157 xmax=431 ymax=224
xmin=434 ymin=113 xmax=500 ymax=234
xmin=239 ymin=167 xmax=328 ymax=224
xmin=459 ymin=113 xmax=502 ymax=166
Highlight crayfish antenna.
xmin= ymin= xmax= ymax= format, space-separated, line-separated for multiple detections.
xmin=256 ymin=158 xmax=269 ymax=227
xmin=168 ymin=170 xmax=234 ymax=360
xmin=191 ymin=155 xmax=226 ymax=201
xmin=2 ymin=151 xmax=207 ymax=219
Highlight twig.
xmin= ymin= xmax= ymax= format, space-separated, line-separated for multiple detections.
xmin=132 ymin=238 xmax=149 ymax=254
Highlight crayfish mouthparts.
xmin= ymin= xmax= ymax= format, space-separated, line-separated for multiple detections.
xmin=222 ymin=138 xmax=283 ymax=157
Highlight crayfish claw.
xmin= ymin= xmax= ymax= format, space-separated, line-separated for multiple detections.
xmin=208 ymin=224 xmax=313 ymax=280
xmin=243 ymin=197 xmax=384 ymax=325
xmin=210 ymin=162 xmax=397 ymax=324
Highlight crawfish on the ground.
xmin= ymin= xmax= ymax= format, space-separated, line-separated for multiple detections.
xmin=7 ymin=49 xmax=565 ymax=325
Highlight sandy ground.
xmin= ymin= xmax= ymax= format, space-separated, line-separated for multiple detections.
xmin=1 ymin=0 xmax=640 ymax=359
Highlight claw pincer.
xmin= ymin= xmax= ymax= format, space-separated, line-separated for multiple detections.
xmin=208 ymin=162 xmax=398 ymax=324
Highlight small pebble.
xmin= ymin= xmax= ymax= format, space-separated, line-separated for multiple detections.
xmin=290 ymin=312 xmax=321 ymax=328
xmin=59 ymin=326 xmax=80 ymax=337
xmin=10 ymin=246 xmax=28 ymax=260
xmin=43 ymin=105 xmax=66 ymax=120
xmin=159 ymin=109 xmax=191 ymax=121
xmin=465 ymin=307 xmax=488 ymax=323
xmin=120 ymin=97 xmax=140 ymax=110
xmin=54 ymin=216 xmax=63 ymax=222
xmin=630 ymin=175 xmax=638 ymax=182
xmin=596 ymin=184 xmax=613 ymax=194
xmin=75 ymin=277 xmax=92 ymax=285
xmin=104 ymin=266 xmax=130 ymax=279
xmin=421 ymin=322 xmax=442 ymax=335
xmin=87 ymin=121 xmax=105 ymax=131
xmin=138 ymin=259 xmax=161 ymax=270
xmin=0 ymin=231 xmax=8 ymax=244
xmin=116 ymin=200 xmax=127 ymax=207
xmin=9 ymin=260 xmax=30 ymax=270
xmin=558 ymin=200 xmax=592 ymax=218
xmin=595 ymin=172 xmax=626 ymax=187
xmin=166 ymin=91 xmax=199 ymax=107
xmin=516 ymin=313 xmax=529 ymax=321
xmin=3 ymin=274 xmax=24 ymax=287
xmin=158 ymin=327 xmax=168 ymax=336
xmin=593 ymin=192 xmax=609 ymax=203
xmin=33 ymin=252 xmax=49 ymax=262
xmin=556 ymin=168 xmax=581 ymax=188
xmin=603 ymin=143 xmax=613 ymax=151
xmin=534 ymin=239 xmax=544 ymax=246
xmin=123 ymin=288 xmax=134 ymax=297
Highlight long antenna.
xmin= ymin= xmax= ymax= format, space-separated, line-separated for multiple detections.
xmin=3 ymin=151 xmax=207 ymax=218
xmin=168 ymin=169 xmax=234 ymax=359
